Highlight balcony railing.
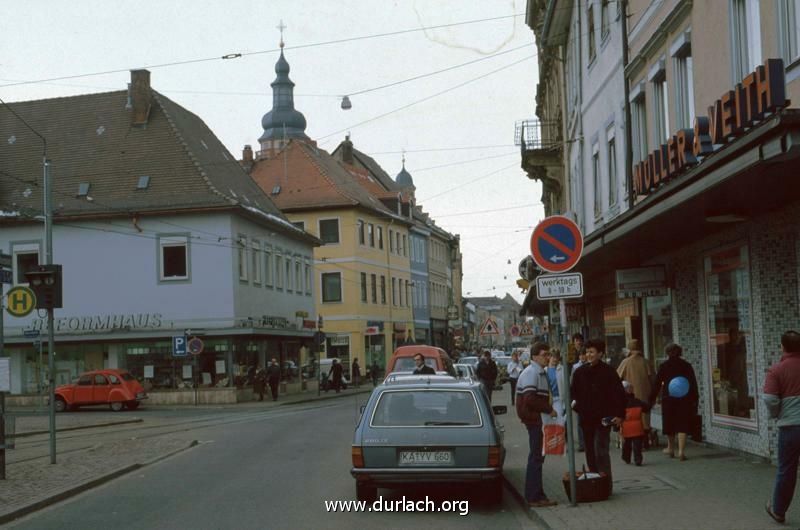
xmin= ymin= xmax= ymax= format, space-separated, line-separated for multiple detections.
xmin=514 ymin=119 xmax=561 ymax=150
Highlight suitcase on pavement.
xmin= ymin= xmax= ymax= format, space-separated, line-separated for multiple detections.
xmin=562 ymin=469 xmax=611 ymax=503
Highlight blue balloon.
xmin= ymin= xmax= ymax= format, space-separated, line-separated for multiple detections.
xmin=668 ymin=376 xmax=690 ymax=398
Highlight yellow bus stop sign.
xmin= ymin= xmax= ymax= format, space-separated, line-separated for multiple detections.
xmin=6 ymin=286 xmax=36 ymax=317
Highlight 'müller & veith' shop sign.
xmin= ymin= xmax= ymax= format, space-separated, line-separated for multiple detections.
xmin=633 ymin=58 xmax=789 ymax=197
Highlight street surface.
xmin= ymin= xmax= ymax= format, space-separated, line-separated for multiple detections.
xmin=5 ymin=397 xmax=531 ymax=530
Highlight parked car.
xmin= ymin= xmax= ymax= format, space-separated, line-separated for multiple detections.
xmin=386 ymin=345 xmax=457 ymax=376
xmin=351 ymin=375 xmax=507 ymax=504
xmin=458 ymin=356 xmax=480 ymax=369
xmin=453 ymin=363 xmax=476 ymax=379
xmin=54 ymin=369 xmax=147 ymax=412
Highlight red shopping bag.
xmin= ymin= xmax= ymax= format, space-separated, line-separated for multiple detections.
xmin=543 ymin=423 xmax=566 ymax=455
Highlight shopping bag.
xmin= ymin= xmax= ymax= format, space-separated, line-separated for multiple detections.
xmin=543 ymin=422 xmax=566 ymax=455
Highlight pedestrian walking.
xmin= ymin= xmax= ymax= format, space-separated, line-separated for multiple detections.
xmin=620 ymin=380 xmax=650 ymax=466
xmin=617 ymin=339 xmax=654 ymax=444
xmin=370 ymin=362 xmax=380 ymax=387
xmin=253 ymin=365 xmax=267 ymax=401
xmin=476 ymin=350 xmax=498 ymax=402
xmin=507 ymin=351 xmax=524 ymax=405
xmin=570 ymin=333 xmax=587 ymax=452
xmin=516 ymin=341 xmax=558 ymax=508
xmin=266 ymin=358 xmax=281 ymax=401
xmin=352 ymin=358 xmax=361 ymax=388
xmin=763 ymin=330 xmax=800 ymax=524
xmin=570 ymin=339 xmax=626 ymax=493
xmin=329 ymin=358 xmax=344 ymax=393
xmin=546 ymin=351 xmax=565 ymax=420
xmin=648 ymin=343 xmax=698 ymax=461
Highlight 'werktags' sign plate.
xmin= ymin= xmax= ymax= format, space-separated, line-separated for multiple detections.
xmin=536 ymin=273 xmax=583 ymax=300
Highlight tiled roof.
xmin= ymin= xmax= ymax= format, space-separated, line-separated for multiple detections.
xmin=249 ymin=140 xmax=410 ymax=223
xmin=330 ymin=141 xmax=401 ymax=193
xmin=0 ymin=86 xmax=311 ymax=241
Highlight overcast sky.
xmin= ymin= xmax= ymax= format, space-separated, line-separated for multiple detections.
xmin=1 ymin=0 xmax=543 ymax=303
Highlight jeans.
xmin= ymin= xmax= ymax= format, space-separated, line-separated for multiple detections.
xmin=772 ymin=425 xmax=800 ymax=516
xmin=509 ymin=378 xmax=517 ymax=405
xmin=525 ymin=424 xmax=547 ymax=502
xmin=622 ymin=435 xmax=644 ymax=464
xmin=583 ymin=425 xmax=612 ymax=480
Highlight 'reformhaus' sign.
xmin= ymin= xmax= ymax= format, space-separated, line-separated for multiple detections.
xmin=633 ymin=58 xmax=789 ymax=197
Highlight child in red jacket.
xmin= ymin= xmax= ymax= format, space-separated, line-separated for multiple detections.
xmin=621 ymin=380 xmax=650 ymax=466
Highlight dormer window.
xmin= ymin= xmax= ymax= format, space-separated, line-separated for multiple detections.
xmin=137 ymin=175 xmax=150 ymax=189
xmin=77 ymin=183 xmax=90 ymax=197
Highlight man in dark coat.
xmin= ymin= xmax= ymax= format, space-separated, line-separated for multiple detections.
xmin=570 ymin=339 xmax=626 ymax=493
xmin=266 ymin=358 xmax=281 ymax=401
xmin=412 ymin=353 xmax=435 ymax=375
xmin=329 ymin=358 xmax=344 ymax=393
xmin=476 ymin=350 xmax=499 ymax=402
xmin=253 ymin=365 xmax=267 ymax=401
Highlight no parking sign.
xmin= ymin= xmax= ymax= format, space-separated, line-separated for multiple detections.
xmin=530 ymin=216 xmax=584 ymax=273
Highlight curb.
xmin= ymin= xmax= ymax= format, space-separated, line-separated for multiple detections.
xmin=502 ymin=474 xmax=554 ymax=530
xmin=279 ymin=388 xmax=373 ymax=406
xmin=0 ymin=439 xmax=198 ymax=526
xmin=13 ymin=418 xmax=144 ymax=439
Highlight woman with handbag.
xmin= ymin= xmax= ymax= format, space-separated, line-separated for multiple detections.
xmin=649 ymin=343 xmax=699 ymax=461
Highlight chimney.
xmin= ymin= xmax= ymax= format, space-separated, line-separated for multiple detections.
xmin=242 ymin=145 xmax=254 ymax=164
xmin=130 ymin=69 xmax=152 ymax=127
xmin=341 ymin=134 xmax=354 ymax=165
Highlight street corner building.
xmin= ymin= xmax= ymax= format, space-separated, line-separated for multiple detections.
xmin=243 ymin=47 xmax=463 ymax=376
xmin=0 ymin=69 xmax=321 ymax=403
xmin=518 ymin=0 xmax=800 ymax=460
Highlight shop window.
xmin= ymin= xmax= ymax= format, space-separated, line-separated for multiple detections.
xmin=322 ymin=272 xmax=342 ymax=303
xmin=160 ymin=236 xmax=189 ymax=281
xmin=704 ymin=244 xmax=757 ymax=429
xmin=319 ymin=218 xmax=340 ymax=244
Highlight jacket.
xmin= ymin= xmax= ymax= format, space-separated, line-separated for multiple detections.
xmin=476 ymin=358 xmax=498 ymax=384
xmin=413 ymin=365 xmax=435 ymax=375
xmin=617 ymin=353 xmax=654 ymax=404
xmin=649 ymin=356 xmax=699 ymax=405
xmin=621 ymin=394 xmax=650 ymax=438
xmin=515 ymin=362 xmax=553 ymax=426
xmin=763 ymin=351 xmax=800 ymax=427
xmin=570 ymin=360 xmax=626 ymax=428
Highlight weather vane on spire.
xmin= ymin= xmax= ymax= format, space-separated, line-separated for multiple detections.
xmin=277 ymin=20 xmax=287 ymax=49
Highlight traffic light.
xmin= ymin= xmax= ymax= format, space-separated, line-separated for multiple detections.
xmin=25 ymin=264 xmax=63 ymax=309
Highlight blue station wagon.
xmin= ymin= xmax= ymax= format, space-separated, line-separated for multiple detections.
xmin=351 ymin=375 xmax=507 ymax=504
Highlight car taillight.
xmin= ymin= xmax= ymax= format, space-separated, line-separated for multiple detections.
xmin=352 ymin=446 xmax=365 ymax=468
xmin=488 ymin=446 xmax=502 ymax=467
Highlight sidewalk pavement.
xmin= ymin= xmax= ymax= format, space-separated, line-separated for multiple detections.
xmin=0 ymin=384 xmax=375 ymax=525
xmin=497 ymin=386 xmax=793 ymax=530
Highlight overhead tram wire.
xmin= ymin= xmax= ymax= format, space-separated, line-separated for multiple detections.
xmin=0 ymin=13 xmax=525 ymax=90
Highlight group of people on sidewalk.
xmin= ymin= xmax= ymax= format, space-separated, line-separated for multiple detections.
xmin=252 ymin=359 xmax=282 ymax=402
xmin=515 ymin=335 xmax=701 ymax=509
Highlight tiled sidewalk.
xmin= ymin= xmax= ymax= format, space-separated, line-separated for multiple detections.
xmin=497 ymin=386 xmax=792 ymax=530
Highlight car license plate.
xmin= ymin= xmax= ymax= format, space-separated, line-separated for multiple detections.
xmin=399 ymin=450 xmax=453 ymax=466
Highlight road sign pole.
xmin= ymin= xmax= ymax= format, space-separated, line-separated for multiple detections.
xmin=42 ymin=159 xmax=57 ymax=465
xmin=559 ymin=298 xmax=577 ymax=506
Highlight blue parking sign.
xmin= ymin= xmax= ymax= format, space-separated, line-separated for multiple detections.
xmin=173 ymin=336 xmax=187 ymax=357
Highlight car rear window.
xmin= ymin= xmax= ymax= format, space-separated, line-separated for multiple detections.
xmin=371 ymin=390 xmax=481 ymax=427
xmin=393 ymin=357 xmax=436 ymax=372
xmin=120 ymin=372 xmax=135 ymax=381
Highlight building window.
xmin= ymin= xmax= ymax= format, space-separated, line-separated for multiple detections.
xmin=389 ymin=229 xmax=394 ymax=252
xmin=704 ymin=244 xmax=756 ymax=429
xmin=368 ymin=223 xmax=375 ymax=247
xmin=357 ymin=219 xmax=365 ymax=245
xmin=322 ymin=272 xmax=342 ymax=303
xmin=405 ymin=280 xmax=411 ymax=307
xmin=587 ymin=4 xmax=596 ymax=64
xmin=370 ymin=274 xmax=377 ymax=303
xmin=265 ymin=248 xmax=273 ymax=287
xmin=237 ymin=236 xmax=248 ymax=282
xmin=252 ymin=241 xmax=262 ymax=285
xmin=631 ymin=94 xmax=648 ymax=164
xmin=652 ymin=72 xmax=669 ymax=145
xmin=380 ymin=275 xmax=386 ymax=304
xmin=607 ymin=134 xmax=618 ymax=206
xmin=402 ymin=235 xmax=407 ymax=257
xmin=392 ymin=277 xmax=397 ymax=305
xmin=360 ymin=272 xmax=368 ymax=302
xmin=378 ymin=226 xmax=384 ymax=250
xmin=592 ymin=149 xmax=602 ymax=218
xmin=730 ymin=0 xmax=762 ymax=82
xmin=395 ymin=232 xmax=401 ymax=255
xmin=601 ymin=0 xmax=611 ymax=40
xmin=304 ymin=260 xmax=311 ymax=295
xmin=275 ymin=253 xmax=283 ymax=289
xmin=319 ymin=219 xmax=340 ymax=244
xmin=398 ymin=278 xmax=403 ymax=306
xmin=292 ymin=221 xmax=305 ymax=231
xmin=673 ymin=38 xmax=695 ymax=129
xmin=779 ymin=0 xmax=800 ymax=64
xmin=295 ymin=260 xmax=302 ymax=292
xmin=12 ymin=244 xmax=39 ymax=285
xmin=285 ymin=256 xmax=292 ymax=292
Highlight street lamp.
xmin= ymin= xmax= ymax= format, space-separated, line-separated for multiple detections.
xmin=341 ymin=96 xmax=352 ymax=110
